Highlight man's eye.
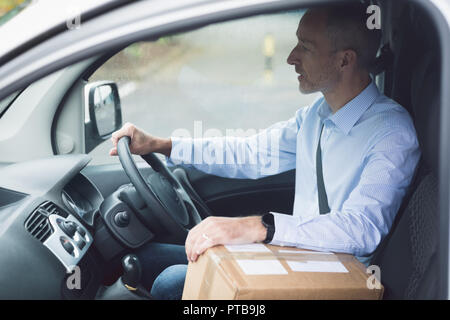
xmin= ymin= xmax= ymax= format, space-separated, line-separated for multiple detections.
xmin=301 ymin=44 xmax=309 ymax=51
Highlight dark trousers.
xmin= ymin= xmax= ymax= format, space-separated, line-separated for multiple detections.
xmin=134 ymin=242 xmax=188 ymax=300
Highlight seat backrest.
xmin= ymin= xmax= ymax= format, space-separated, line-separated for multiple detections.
xmin=370 ymin=3 xmax=441 ymax=299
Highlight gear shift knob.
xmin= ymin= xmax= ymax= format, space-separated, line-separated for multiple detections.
xmin=121 ymin=254 xmax=142 ymax=290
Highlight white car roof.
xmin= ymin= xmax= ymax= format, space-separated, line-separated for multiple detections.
xmin=0 ymin=0 xmax=117 ymax=58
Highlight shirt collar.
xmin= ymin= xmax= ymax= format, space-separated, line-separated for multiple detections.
xmin=318 ymin=81 xmax=380 ymax=135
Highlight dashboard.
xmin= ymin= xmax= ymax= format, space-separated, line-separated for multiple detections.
xmin=0 ymin=154 xmax=105 ymax=299
xmin=0 ymin=153 xmax=186 ymax=299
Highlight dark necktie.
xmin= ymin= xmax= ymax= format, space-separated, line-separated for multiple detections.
xmin=316 ymin=122 xmax=330 ymax=214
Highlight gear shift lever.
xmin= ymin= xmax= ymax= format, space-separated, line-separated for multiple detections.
xmin=122 ymin=254 xmax=142 ymax=291
xmin=96 ymin=254 xmax=151 ymax=300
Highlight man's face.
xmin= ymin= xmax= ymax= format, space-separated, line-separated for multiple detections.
xmin=287 ymin=10 xmax=340 ymax=94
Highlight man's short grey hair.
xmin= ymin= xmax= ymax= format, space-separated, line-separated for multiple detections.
xmin=324 ymin=3 xmax=382 ymax=71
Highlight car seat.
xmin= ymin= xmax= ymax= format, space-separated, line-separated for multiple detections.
xmin=370 ymin=1 xmax=441 ymax=299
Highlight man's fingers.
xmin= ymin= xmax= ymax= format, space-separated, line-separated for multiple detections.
xmin=109 ymin=147 xmax=117 ymax=156
xmin=185 ymin=220 xmax=208 ymax=261
xmin=189 ymin=231 xmax=216 ymax=262
xmin=111 ymin=130 xmax=121 ymax=145
xmin=185 ymin=229 xmax=199 ymax=262
xmin=193 ymin=235 xmax=214 ymax=261
xmin=185 ymin=233 xmax=193 ymax=261
xmin=186 ymin=229 xmax=206 ymax=262
xmin=111 ymin=123 xmax=134 ymax=146
xmin=190 ymin=234 xmax=203 ymax=262
xmin=186 ymin=235 xmax=202 ymax=262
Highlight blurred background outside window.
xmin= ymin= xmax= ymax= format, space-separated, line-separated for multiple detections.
xmin=87 ymin=11 xmax=322 ymax=165
xmin=0 ymin=0 xmax=30 ymax=25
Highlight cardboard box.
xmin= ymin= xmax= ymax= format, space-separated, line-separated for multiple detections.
xmin=182 ymin=244 xmax=383 ymax=300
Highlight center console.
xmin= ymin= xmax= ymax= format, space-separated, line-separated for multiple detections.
xmin=24 ymin=201 xmax=92 ymax=272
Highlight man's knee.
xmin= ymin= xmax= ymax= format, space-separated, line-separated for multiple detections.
xmin=151 ymin=264 xmax=188 ymax=300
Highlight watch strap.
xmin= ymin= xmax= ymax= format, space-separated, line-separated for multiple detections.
xmin=261 ymin=213 xmax=275 ymax=244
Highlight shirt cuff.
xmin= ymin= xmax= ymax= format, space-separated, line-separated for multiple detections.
xmin=167 ymin=136 xmax=194 ymax=166
xmin=268 ymin=212 xmax=303 ymax=246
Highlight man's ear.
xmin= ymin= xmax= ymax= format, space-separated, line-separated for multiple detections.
xmin=339 ymin=49 xmax=357 ymax=69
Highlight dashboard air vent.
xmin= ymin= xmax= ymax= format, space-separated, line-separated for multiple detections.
xmin=40 ymin=201 xmax=67 ymax=218
xmin=25 ymin=201 xmax=65 ymax=243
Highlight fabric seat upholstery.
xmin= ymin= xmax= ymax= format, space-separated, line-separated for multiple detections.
xmin=371 ymin=53 xmax=440 ymax=300
xmin=370 ymin=2 xmax=441 ymax=299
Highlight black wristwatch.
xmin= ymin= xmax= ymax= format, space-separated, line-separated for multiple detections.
xmin=261 ymin=213 xmax=275 ymax=244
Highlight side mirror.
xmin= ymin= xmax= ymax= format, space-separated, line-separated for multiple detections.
xmin=84 ymin=81 xmax=122 ymax=153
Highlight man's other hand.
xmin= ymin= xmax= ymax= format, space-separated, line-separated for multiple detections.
xmin=185 ymin=216 xmax=268 ymax=262
xmin=109 ymin=122 xmax=172 ymax=157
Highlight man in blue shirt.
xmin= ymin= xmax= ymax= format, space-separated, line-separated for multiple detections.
xmin=110 ymin=4 xmax=420 ymax=299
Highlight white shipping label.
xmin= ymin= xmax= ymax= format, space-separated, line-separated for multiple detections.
xmin=236 ymin=259 xmax=288 ymax=275
xmin=287 ymin=260 xmax=349 ymax=273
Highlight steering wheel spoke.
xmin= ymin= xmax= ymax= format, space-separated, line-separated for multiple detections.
xmin=117 ymin=137 xmax=202 ymax=240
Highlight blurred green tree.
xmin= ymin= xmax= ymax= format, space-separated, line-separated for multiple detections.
xmin=0 ymin=0 xmax=27 ymax=11
xmin=0 ymin=0 xmax=29 ymax=24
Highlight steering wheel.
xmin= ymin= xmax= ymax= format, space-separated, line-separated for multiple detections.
xmin=117 ymin=136 xmax=202 ymax=239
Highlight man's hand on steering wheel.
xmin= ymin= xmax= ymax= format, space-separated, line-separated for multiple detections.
xmin=109 ymin=122 xmax=203 ymax=242
xmin=109 ymin=122 xmax=172 ymax=157
xmin=110 ymin=123 xmax=268 ymax=260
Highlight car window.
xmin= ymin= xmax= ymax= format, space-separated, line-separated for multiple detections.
xmin=87 ymin=10 xmax=322 ymax=166
xmin=0 ymin=0 xmax=31 ymax=26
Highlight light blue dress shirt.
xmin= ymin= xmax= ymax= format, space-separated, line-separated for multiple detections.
xmin=168 ymin=81 xmax=421 ymax=264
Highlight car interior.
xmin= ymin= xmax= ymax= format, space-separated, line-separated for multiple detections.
xmin=0 ymin=0 xmax=444 ymax=299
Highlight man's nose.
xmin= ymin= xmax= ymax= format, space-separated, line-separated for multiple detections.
xmin=287 ymin=47 xmax=298 ymax=65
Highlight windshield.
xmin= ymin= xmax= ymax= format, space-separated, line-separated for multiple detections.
xmin=0 ymin=0 xmax=31 ymax=26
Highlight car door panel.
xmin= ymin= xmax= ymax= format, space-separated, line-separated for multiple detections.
xmin=184 ymin=167 xmax=295 ymax=217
